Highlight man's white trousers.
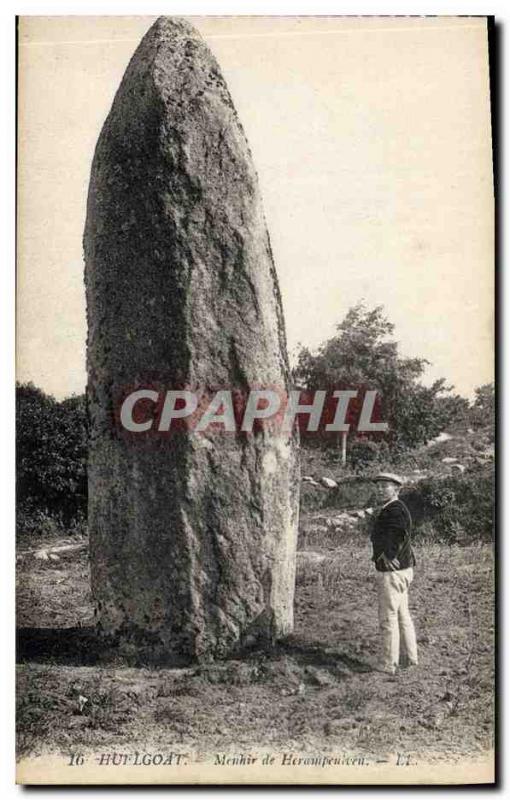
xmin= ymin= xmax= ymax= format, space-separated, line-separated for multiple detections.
xmin=376 ymin=567 xmax=418 ymax=673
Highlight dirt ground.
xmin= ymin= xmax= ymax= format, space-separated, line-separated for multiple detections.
xmin=16 ymin=515 xmax=494 ymax=764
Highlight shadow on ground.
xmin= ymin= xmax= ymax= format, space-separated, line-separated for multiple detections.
xmin=276 ymin=637 xmax=372 ymax=673
xmin=16 ymin=627 xmax=371 ymax=676
xmin=17 ymin=627 xmax=104 ymax=666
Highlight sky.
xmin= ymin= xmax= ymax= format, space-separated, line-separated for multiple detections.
xmin=17 ymin=15 xmax=494 ymax=400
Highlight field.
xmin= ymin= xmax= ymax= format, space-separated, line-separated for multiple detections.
xmin=16 ymin=510 xmax=494 ymax=767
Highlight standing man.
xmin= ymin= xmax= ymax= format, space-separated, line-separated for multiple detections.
xmin=370 ymin=472 xmax=418 ymax=675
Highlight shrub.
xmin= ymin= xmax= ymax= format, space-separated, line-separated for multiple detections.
xmin=299 ymin=483 xmax=328 ymax=512
xmin=330 ymin=477 xmax=373 ymax=510
xmin=16 ymin=502 xmax=64 ymax=541
xmin=348 ymin=438 xmax=390 ymax=471
xmin=402 ymin=465 xmax=494 ymax=543
xmin=16 ymin=383 xmax=87 ymax=535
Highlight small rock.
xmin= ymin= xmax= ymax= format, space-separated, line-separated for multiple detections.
xmin=433 ymin=711 xmax=446 ymax=728
xmin=78 ymin=695 xmax=89 ymax=712
xmin=433 ymin=432 xmax=453 ymax=444
xmin=320 ymin=477 xmax=338 ymax=489
xmin=324 ymin=718 xmax=356 ymax=735
xmin=296 ymin=551 xmax=326 ymax=566
xmin=305 ymin=666 xmax=335 ymax=687
xmin=442 ymin=457 xmax=457 ymax=464
xmin=34 ymin=550 xmax=49 ymax=561
xmin=328 ymin=513 xmax=356 ymax=527
xmin=450 ymin=464 xmax=466 ymax=474
xmin=68 ymin=717 xmax=90 ymax=728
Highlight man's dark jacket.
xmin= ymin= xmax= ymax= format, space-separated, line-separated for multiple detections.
xmin=370 ymin=498 xmax=416 ymax=572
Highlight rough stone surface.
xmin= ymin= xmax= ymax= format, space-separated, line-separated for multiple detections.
xmin=84 ymin=17 xmax=299 ymax=662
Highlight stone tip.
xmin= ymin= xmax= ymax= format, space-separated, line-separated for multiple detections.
xmin=150 ymin=15 xmax=202 ymax=41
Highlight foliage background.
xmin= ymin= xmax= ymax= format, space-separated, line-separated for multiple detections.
xmin=16 ymin=305 xmax=495 ymax=544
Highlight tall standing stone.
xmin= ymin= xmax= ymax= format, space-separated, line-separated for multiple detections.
xmin=84 ymin=17 xmax=299 ymax=662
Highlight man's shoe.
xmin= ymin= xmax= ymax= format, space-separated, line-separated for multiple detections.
xmin=376 ymin=666 xmax=397 ymax=675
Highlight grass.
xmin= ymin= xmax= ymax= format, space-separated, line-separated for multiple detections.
xmin=16 ymin=524 xmax=494 ymax=763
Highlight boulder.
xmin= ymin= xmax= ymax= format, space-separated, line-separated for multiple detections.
xmin=84 ymin=17 xmax=299 ymax=662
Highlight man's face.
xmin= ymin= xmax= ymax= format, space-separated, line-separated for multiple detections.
xmin=374 ymin=481 xmax=399 ymax=504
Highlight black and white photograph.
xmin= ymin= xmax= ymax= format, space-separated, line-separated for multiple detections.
xmin=15 ymin=14 xmax=495 ymax=785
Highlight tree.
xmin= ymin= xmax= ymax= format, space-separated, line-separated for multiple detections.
xmin=433 ymin=393 xmax=471 ymax=432
xmin=470 ymin=383 xmax=495 ymax=431
xmin=293 ymin=303 xmax=458 ymax=451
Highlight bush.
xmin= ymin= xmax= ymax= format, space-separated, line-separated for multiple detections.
xmin=402 ymin=465 xmax=494 ymax=543
xmin=299 ymin=482 xmax=328 ymax=512
xmin=16 ymin=502 xmax=64 ymax=541
xmin=348 ymin=438 xmax=390 ymax=471
xmin=16 ymin=383 xmax=87 ymax=535
xmin=16 ymin=501 xmax=88 ymax=542
xmin=329 ymin=477 xmax=374 ymax=510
